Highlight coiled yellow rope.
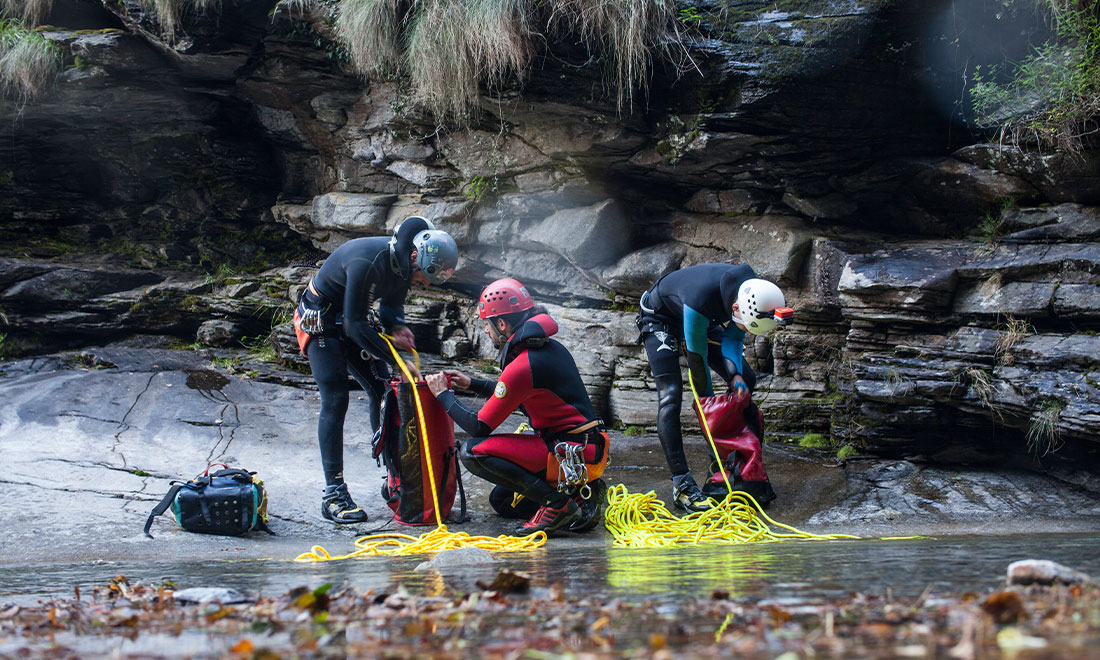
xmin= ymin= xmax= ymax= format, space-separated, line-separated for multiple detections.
xmin=603 ymin=368 xmax=860 ymax=548
xmin=604 ymin=485 xmax=859 ymax=548
xmin=295 ymin=337 xmax=547 ymax=562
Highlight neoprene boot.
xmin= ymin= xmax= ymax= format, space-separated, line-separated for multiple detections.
xmin=321 ymin=483 xmax=369 ymax=524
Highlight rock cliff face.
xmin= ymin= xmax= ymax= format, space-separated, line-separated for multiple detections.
xmin=1 ymin=0 xmax=1097 ymax=475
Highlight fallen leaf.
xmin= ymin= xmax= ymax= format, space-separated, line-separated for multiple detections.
xmin=762 ymin=605 xmax=792 ymax=626
xmin=982 ymin=591 xmax=1026 ymax=625
xmin=475 ymin=570 xmax=531 ymax=594
xmin=231 ymin=639 xmax=254 ymax=654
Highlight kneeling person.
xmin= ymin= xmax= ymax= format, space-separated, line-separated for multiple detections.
xmin=425 ymin=278 xmax=609 ymax=536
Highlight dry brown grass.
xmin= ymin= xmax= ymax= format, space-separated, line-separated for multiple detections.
xmin=337 ymin=0 xmax=402 ymax=78
xmin=548 ymin=0 xmax=678 ymax=111
xmin=0 ymin=19 xmax=60 ymax=102
xmin=994 ymin=316 xmax=1033 ymax=366
xmin=1026 ymin=399 xmax=1064 ymax=457
xmin=0 ymin=0 xmax=54 ymax=25
xmin=143 ymin=0 xmax=222 ymax=38
xmin=335 ymin=0 xmax=682 ymax=120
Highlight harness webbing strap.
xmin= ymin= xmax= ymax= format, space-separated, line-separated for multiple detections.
xmin=567 ymin=419 xmax=601 ymax=434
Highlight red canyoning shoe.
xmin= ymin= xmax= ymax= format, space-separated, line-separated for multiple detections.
xmin=514 ymin=499 xmax=582 ymax=536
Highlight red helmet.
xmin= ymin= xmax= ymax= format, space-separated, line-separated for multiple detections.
xmin=478 ymin=278 xmax=533 ymax=319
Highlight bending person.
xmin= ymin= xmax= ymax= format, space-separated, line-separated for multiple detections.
xmin=425 ymin=278 xmax=609 ymax=537
xmin=293 ymin=216 xmax=458 ymax=523
xmin=636 ymin=263 xmax=789 ymax=511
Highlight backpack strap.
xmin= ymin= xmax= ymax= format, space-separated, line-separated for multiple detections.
xmin=210 ymin=468 xmax=254 ymax=482
xmin=143 ymin=482 xmax=184 ymax=539
xmin=451 ymin=442 xmax=468 ymax=524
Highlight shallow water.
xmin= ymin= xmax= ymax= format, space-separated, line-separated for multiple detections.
xmin=3 ymin=533 xmax=1099 ymax=605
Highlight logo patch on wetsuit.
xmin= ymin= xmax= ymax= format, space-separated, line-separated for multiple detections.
xmin=654 ymin=331 xmax=677 ymax=352
xmin=494 ymin=382 xmax=507 ymax=398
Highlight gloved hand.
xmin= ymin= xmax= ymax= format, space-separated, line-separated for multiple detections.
xmin=730 ymin=374 xmax=748 ymax=400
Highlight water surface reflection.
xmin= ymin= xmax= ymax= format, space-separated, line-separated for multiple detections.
xmin=3 ymin=534 xmax=1098 ymax=605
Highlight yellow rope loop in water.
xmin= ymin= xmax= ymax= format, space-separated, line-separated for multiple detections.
xmin=296 ymin=336 xmax=548 ymax=562
xmin=602 ymin=368 xmax=861 ymax=549
xmin=603 ymin=484 xmax=859 ymax=548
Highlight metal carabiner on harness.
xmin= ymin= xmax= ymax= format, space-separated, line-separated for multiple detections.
xmin=300 ymin=307 xmax=324 ymax=335
xmin=553 ymin=439 xmax=590 ymax=499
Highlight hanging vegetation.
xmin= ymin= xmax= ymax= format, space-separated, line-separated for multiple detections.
xmin=970 ymin=0 xmax=1100 ymax=151
xmin=0 ymin=18 xmax=60 ymax=102
xmin=329 ymin=0 xmax=685 ymax=120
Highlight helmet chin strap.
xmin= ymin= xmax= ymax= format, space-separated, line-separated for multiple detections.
xmin=487 ymin=318 xmax=508 ymax=347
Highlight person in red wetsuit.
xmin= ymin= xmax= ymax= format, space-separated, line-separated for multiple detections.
xmin=425 ymin=278 xmax=609 ymax=536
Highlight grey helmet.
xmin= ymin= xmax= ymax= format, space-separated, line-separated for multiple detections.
xmin=388 ymin=216 xmax=435 ymax=277
xmin=412 ymin=229 xmax=458 ymax=284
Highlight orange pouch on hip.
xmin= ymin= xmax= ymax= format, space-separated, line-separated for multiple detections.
xmin=292 ymin=309 xmax=311 ymax=356
xmin=545 ymin=431 xmax=609 ymax=484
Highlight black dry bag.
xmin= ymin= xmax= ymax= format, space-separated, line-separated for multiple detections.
xmin=144 ymin=465 xmax=274 ymax=538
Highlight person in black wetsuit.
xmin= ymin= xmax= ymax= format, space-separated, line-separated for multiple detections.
xmin=424 ymin=278 xmax=610 ymax=537
xmin=293 ymin=216 xmax=459 ymax=523
xmin=636 ymin=263 xmax=789 ymax=512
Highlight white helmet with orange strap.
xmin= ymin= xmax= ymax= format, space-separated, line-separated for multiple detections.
xmin=736 ymin=278 xmax=792 ymax=335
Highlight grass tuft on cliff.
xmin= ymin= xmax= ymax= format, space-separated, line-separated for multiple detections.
xmin=142 ymin=0 xmax=222 ymax=38
xmin=2 ymin=0 xmax=220 ymax=39
xmin=0 ymin=19 xmax=60 ymax=102
xmin=0 ymin=0 xmax=52 ymax=25
xmin=970 ymin=0 xmax=1100 ymax=152
xmin=333 ymin=0 xmax=683 ymax=120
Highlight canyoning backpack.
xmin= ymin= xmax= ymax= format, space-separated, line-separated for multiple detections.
xmin=144 ymin=466 xmax=274 ymax=538
xmin=373 ymin=379 xmax=466 ymax=526
xmin=694 ymin=393 xmax=776 ymax=507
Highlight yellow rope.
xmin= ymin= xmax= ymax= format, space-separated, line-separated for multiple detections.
xmin=295 ymin=336 xmax=547 ymax=562
xmin=602 ymin=368 xmax=860 ymax=548
xmin=604 ymin=484 xmax=859 ymax=548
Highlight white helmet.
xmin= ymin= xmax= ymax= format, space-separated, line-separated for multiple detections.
xmin=736 ymin=278 xmax=786 ymax=335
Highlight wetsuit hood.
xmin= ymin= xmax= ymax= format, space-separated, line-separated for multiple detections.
xmin=498 ymin=313 xmax=558 ymax=367
xmin=719 ymin=270 xmax=742 ymax=316
xmin=388 ymin=216 xmax=434 ymax=279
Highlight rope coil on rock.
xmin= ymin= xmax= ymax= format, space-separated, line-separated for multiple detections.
xmin=295 ymin=336 xmax=547 ymax=562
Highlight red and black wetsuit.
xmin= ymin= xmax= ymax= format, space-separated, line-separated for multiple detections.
xmin=435 ymin=313 xmax=609 ymax=510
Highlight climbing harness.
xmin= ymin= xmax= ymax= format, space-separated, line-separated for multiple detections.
xmin=295 ymin=336 xmax=549 ymax=562
xmin=603 ymin=369 xmax=861 ymax=548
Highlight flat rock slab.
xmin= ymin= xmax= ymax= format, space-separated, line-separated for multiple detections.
xmin=2 ymin=346 xmax=1099 ymax=567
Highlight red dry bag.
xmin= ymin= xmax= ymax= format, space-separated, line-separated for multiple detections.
xmin=373 ymin=379 xmax=465 ymax=525
xmin=694 ymin=392 xmax=776 ymax=506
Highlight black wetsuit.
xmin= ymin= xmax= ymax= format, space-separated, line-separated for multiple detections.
xmin=636 ymin=263 xmax=760 ymax=477
xmin=300 ymin=217 xmax=431 ymax=486
xmin=435 ymin=313 xmax=608 ymax=510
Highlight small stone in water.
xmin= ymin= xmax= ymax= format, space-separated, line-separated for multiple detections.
xmin=415 ymin=547 xmax=496 ymax=571
xmin=1007 ymin=560 xmax=1097 ymax=586
xmin=173 ymin=587 xmax=253 ymax=605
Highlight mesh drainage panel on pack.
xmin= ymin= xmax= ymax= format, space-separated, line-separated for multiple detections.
xmin=694 ymin=392 xmax=776 ymax=506
xmin=374 ymin=379 xmax=464 ymax=525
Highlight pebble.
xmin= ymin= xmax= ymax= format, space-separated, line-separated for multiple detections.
xmin=1006 ymin=559 xmax=1097 ymax=586
xmin=172 ymin=586 xmax=253 ymax=604
xmin=414 ymin=547 xmax=497 ymax=571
